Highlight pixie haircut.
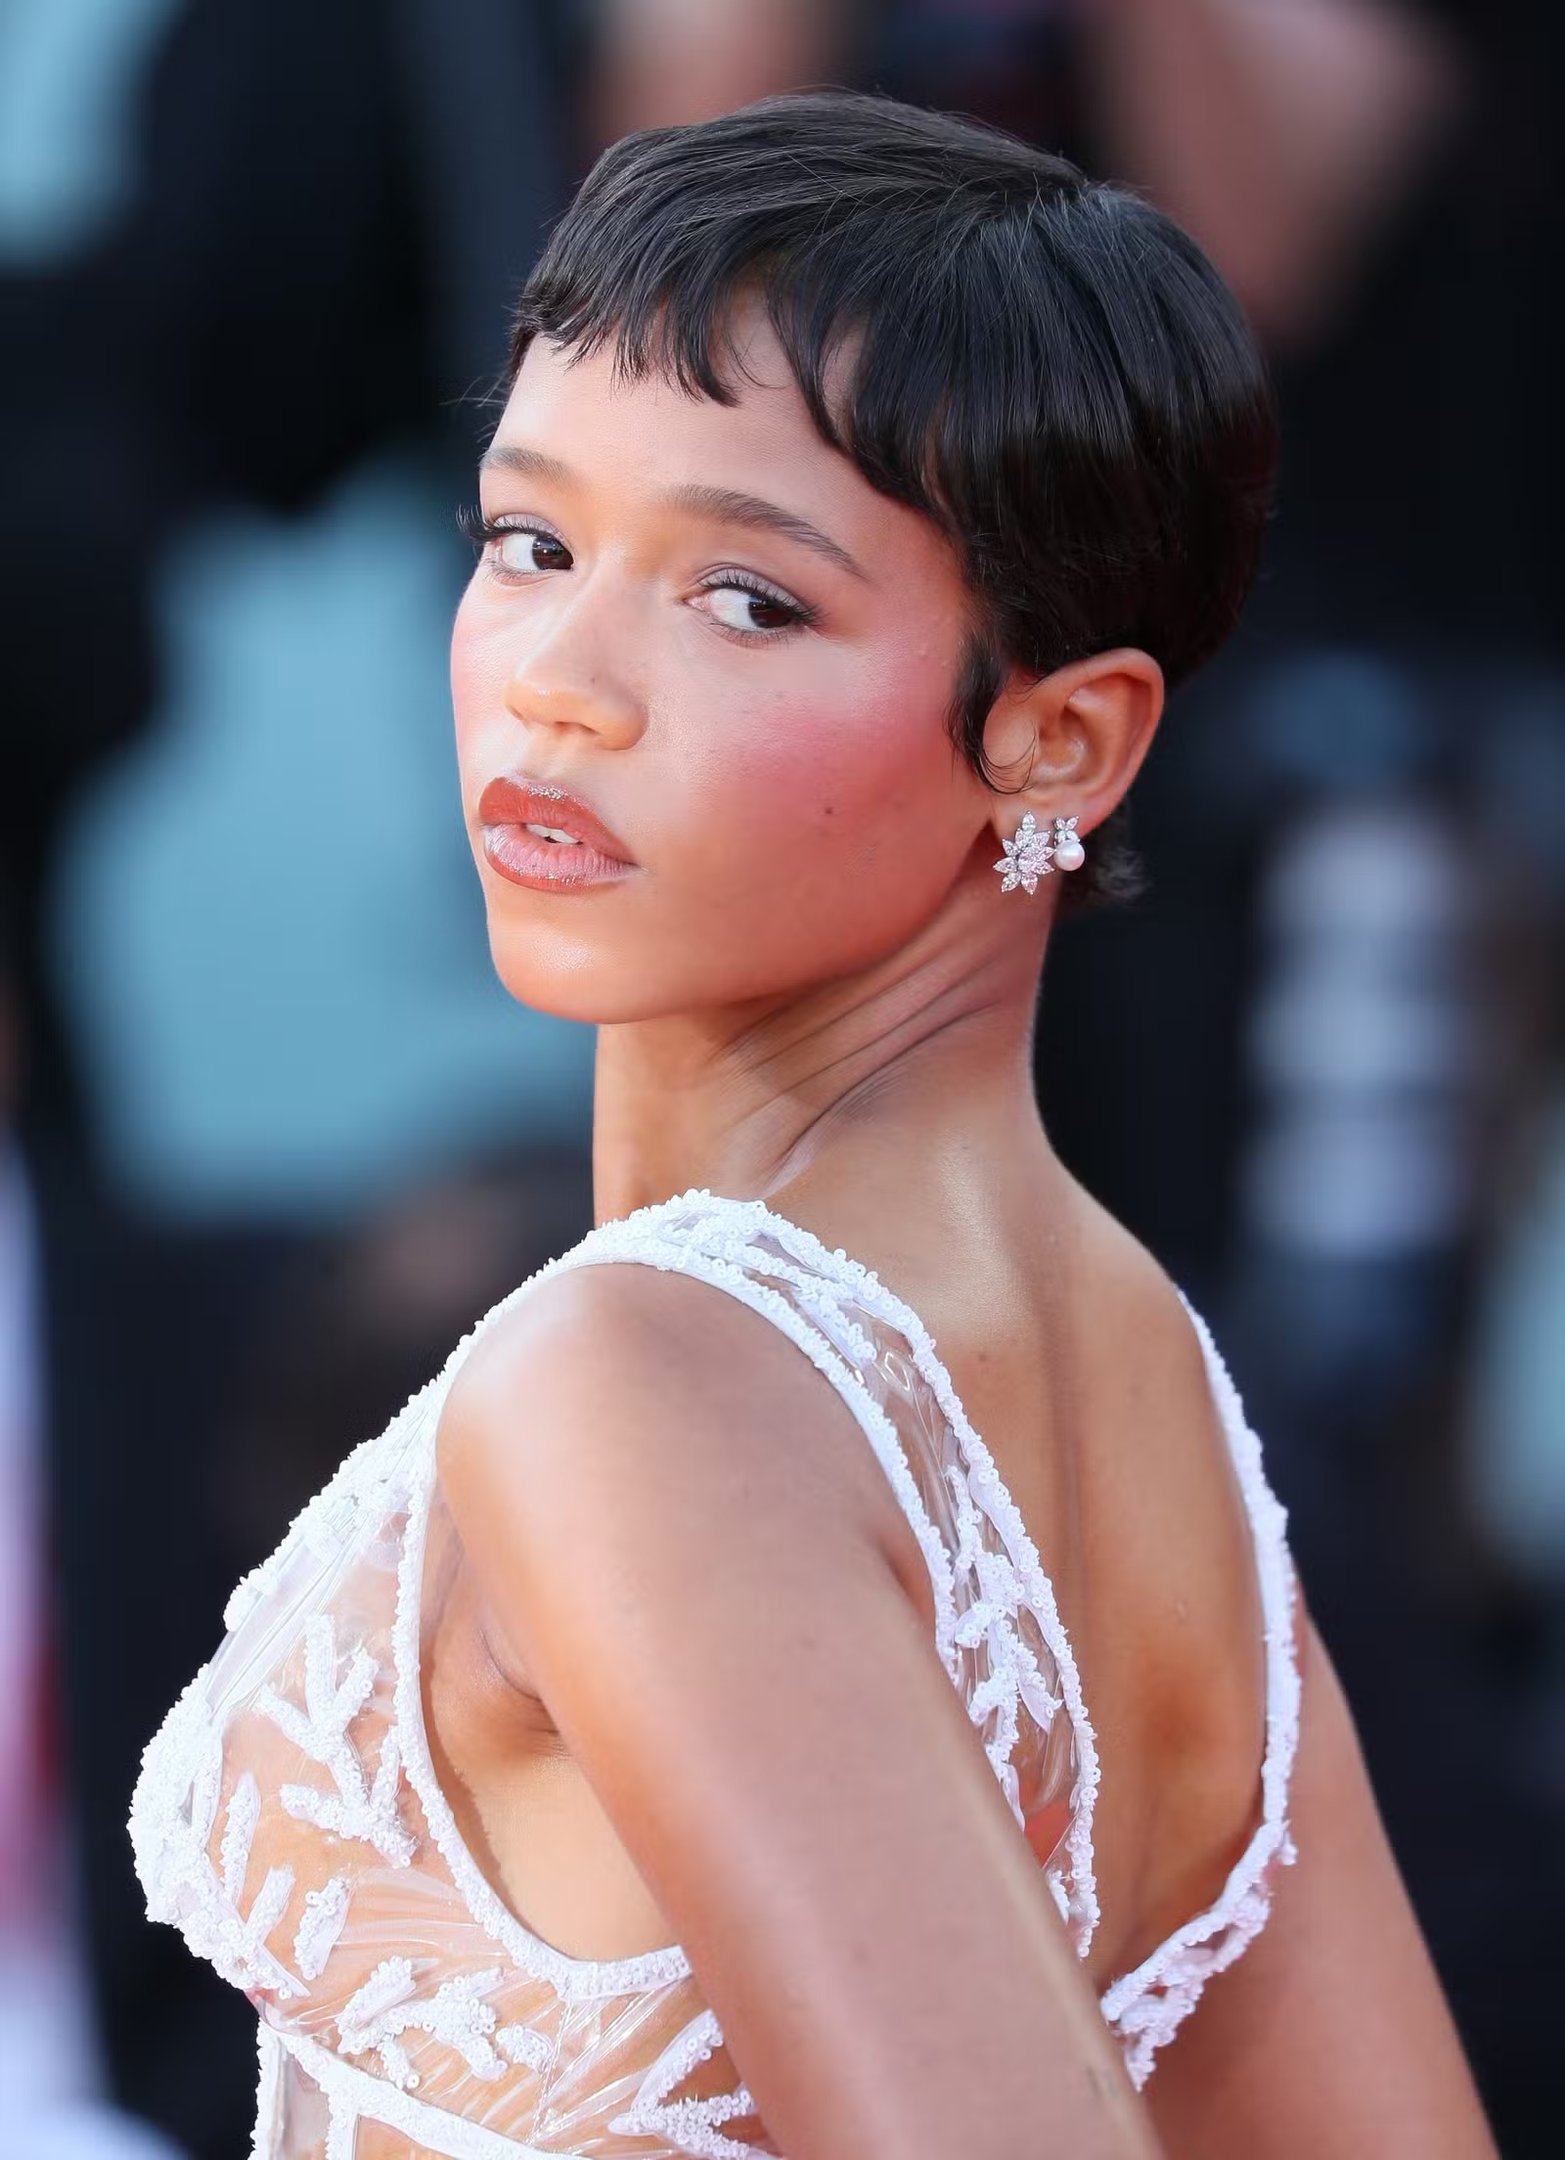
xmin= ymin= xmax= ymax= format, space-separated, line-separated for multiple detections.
xmin=506 ymin=90 xmax=1280 ymax=919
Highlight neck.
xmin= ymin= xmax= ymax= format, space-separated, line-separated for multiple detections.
xmin=590 ymin=894 xmax=1063 ymax=1235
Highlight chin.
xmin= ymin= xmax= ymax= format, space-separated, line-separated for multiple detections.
xmin=483 ymin=929 xmax=679 ymax=1026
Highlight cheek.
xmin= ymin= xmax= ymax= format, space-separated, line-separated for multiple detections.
xmin=708 ymin=640 xmax=956 ymax=873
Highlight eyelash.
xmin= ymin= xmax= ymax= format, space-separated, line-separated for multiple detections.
xmin=456 ymin=505 xmax=817 ymax=643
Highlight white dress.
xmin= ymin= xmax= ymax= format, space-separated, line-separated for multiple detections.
xmin=128 ymin=1188 xmax=1303 ymax=2158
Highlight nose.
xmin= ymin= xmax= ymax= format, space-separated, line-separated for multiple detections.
xmin=501 ymin=585 xmax=643 ymax=745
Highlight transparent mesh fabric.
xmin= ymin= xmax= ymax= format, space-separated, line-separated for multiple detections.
xmin=646 ymin=1214 xmax=1093 ymax=1917
xmin=129 ymin=1187 xmax=1300 ymax=2153
xmin=128 ymin=1196 xmax=1097 ymax=2156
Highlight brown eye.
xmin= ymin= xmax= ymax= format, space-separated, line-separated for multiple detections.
xmin=496 ymin=527 xmax=571 ymax=576
xmin=701 ymin=579 xmax=807 ymax=636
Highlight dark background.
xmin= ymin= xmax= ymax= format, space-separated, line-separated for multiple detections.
xmin=1 ymin=2 xmax=1560 ymax=2153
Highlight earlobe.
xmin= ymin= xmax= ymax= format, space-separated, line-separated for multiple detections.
xmin=981 ymin=648 xmax=1162 ymax=884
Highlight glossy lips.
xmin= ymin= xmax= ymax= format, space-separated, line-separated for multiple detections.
xmin=476 ymin=773 xmax=637 ymax=891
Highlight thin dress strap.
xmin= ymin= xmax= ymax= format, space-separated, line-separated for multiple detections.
xmin=533 ymin=1190 xmax=1103 ymax=1957
xmin=1097 ymin=1287 xmax=1304 ymax=2087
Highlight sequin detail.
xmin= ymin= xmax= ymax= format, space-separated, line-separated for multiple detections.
xmin=128 ymin=1185 xmax=1302 ymax=2149
xmin=256 ymin=1613 xmax=414 ymax=1867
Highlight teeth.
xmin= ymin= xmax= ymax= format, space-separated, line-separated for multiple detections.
xmin=524 ymin=823 xmax=580 ymax=845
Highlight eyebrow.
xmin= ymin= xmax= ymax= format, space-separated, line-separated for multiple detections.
xmin=479 ymin=443 xmax=867 ymax=582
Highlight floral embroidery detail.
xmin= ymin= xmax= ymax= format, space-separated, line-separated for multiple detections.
xmin=494 ymin=2021 xmax=555 ymax=2075
xmin=192 ymin=1770 xmax=300 ymax=1999
xmin=946 ymin=1467 xmax=1068 ymax=1803
xmin=129 ymin=1182 xmax=1304 ymax=2154
xmin=615 ymin=1197 xmax=1103 ymax=1951
xmin=128 ymin=1684 xmax=304 ymax=2004
xmin=336 ymin=1957 xmax=554 ymax=2091
xmin=607 ymin=2007 xmax=760 ymax=2159
xmin=256 ymin=1614 xmax=414 ymax=1866
xmin=219 ymin=1775 xmax=297 ymax=1993
xmin=292 ymin=1875 xmax=350 ymax=1981
xmin=219 ymin=1768 xmax=262 ymax=1892
xmin=263 ymin=2027 xmax=543 ymax=2160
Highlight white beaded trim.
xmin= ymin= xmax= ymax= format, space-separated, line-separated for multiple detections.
xmin=221 ymin=1381 xmax=435 ymax=1635
xmin=248 ymin=2018 xmax=284 ymax=2160
xmin=127 ymin=1659 xmax=216 ymax=1923
xmin=390 ymin=1208 xmax=966 ymax=2000
xmin=560 ymin=1226 xmax=967 ymax=1680
xmin=607 ymin=2005 xmax=761 ymax=2157
xmin=146 ymin=1178 xmax=1302 ymax=2130
xmin=632 ymin=1191 xmax=1104 ymax=1952
xmin=269 ymin=2023 xmax=558 ymax=2159
xmin=128 ymin=1668 xmax=307 ymax=2004
xmin=391 ymin=1435 xmax=690 ymax=1999
xmin=293 ymin=1875 xmax=350 ymax=1981
xmin=612 ymin=1191 xmax=1304 ymax=2078
xmin=1095 ymin=1290 xmax=1303 ymax=2085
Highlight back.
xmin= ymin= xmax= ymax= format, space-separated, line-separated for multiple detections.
xmin=433 ymin=1189 xmax=1304 ymax=2093
xmin=130 ymin=1185 xmax=1303 ymax=2156
xmin=879 ymin=1185 xmax=1284 ymax=1992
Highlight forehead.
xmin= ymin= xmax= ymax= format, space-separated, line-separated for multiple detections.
xmin=489 ymin=304 xmax=956 ymax=585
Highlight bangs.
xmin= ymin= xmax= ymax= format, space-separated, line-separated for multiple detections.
xmin=498 ymin=88 xmax=1279 ymax=918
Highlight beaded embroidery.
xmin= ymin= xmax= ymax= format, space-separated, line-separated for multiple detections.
xmin=129 ymin=1185 xmax=1301 ymax=2153
xmin=336 ymin=1958 xmax=556 ymax=2090
xmin=608 ymin=2008 xmax=762 ymax=2156
xmin=255 ymin=1613 xmax=414 ymax=1867
xmin=292 ymin=1875 xmax=350 ymax=1980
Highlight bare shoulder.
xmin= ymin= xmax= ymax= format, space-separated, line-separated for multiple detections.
xmin=436 ymin=1257 xmax=932 ymax=1634
xmin=430 ymin=1253 xmax=1160 ymax=2158
xmin=1062 ymin=1170 xmax=1213 ymax=1356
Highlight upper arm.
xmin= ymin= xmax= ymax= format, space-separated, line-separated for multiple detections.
xmin=439 ymin=1262 xmax=1161 ymax=2160
xmin=1143 ymin=1601 xmax=1499 ymax=2160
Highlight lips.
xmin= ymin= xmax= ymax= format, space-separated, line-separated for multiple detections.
xmin=476 ymin=773 xmax=636 ymax=865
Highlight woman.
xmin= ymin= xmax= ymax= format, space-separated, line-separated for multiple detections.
xmin=130 ymin=92 xmax=1497 ymax=2158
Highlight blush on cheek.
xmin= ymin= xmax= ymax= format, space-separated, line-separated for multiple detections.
xmin=707 ymin=727 xmax=920 ymax=924
xmin=725 ymin=749 xmax=855 ymax=863
xmin=759 ymin=676 xmax=941 ymax=839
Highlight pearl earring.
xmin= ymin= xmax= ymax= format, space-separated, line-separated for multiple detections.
xmin=993 ymin=813 xmax=1084 ymax=894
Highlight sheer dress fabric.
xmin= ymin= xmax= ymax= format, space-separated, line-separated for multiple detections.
xmin=129 ymin=1190 xmax=1302 ymax=2158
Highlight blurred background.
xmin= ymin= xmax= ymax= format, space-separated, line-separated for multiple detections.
xmin=1 ymin=1 xmax=1560 ymax=2152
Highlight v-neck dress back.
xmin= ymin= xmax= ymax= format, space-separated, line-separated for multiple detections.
xmin=129 ymin=1188 xmax=1302 ymax=2157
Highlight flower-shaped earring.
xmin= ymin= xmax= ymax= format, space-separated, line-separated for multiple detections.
xmin=994 ymin=813 xmax=1084 ymax=894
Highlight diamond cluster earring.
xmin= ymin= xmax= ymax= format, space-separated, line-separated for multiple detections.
xmin=993 ymin=813 xmax=1085 ymax=895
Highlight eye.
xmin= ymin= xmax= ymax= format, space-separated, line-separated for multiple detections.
xmin=695 ymin=574 xmax=813 ymax=640
xmin=458 ymin=506 xmax=571 ymax=580
xmin=497 ymin=525 xmax=571 ymax=577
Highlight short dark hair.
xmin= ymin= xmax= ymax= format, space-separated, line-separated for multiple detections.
xmin=507 ymin=90 xmax=1280 ymax=919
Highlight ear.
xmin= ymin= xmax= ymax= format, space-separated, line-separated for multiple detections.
xmin=980 ymin=647 xmax=1164 ymax=850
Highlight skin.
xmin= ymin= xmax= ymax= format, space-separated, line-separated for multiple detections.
xmin=436 ymin=306 xmax=1497 ymax=2156
xmin=451 ymin=310 xmax=1156 ymax=1227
